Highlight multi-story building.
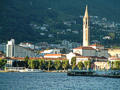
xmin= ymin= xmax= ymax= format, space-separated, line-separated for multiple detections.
xmin=6 ymin=39 xmax=15 ymax=57
xmin=0 ymin=43 xmax=6 ymax=54
xmin=6 ymin=39 xmax=38 ymax=58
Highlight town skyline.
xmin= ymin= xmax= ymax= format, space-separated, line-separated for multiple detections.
xmin=0 ymin=2 xmax=120 ymax=90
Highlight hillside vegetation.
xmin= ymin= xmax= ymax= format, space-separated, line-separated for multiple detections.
xmin=0 ymin=0 xmax=120 ymax=45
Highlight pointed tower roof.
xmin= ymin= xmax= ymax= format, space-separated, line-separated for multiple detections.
xmin=84 ymin=5 xmax=88 ymax=18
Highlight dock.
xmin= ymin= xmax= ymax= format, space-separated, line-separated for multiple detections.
xmin=67 ymin=70 xmax=120 ymax=78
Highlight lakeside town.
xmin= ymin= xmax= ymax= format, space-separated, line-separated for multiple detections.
xmin=0 ymin=6 xmax=120 ymax=73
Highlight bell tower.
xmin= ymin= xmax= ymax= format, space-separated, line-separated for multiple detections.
xmin=83 ymin=5 xmax=89 ymax=46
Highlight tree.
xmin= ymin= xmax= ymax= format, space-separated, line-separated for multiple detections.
xmin=0 ymin=59 xmax=7 ymax=69
xmin=111 ymin=61 xmax=114 ymax=69
xmin=72 ymin=64 xmax=76 ymax=70
xmin=46 ymin=60 xmax=53 ymax=71
xmin=71 ymin=57 xmax=76 ymax=65
xmin=39 ymin=59 xmax=45 ymax=70
xmin=87 ymin=60 xmax=91 ymax=70
xmin=77 ymin=61 xmax=83 ymax=70
xmin=24 ymin=56 xmax=29 ymax=61
xmin=84 ymin=61 xmax=88 ymax=70
xmin=62 ymin=60 xmax=69 ymax=70
xmin=24 ymin=56 xmax=29 ymax=68
xmin=107 ymin=61 xmax=110 ymax=69
xmin=71 ymin=57 xmax=76 ymax=70
xmin=114 ymin=61 xmax=120 ymax=70
xmin=83 ymin=60 xmax=91 ymax=70
xmin=33 ymin=60 xmax=39 ymax=69
xmin=54 ymin=60 xmax=61 ymax=70
xmin=28 ymin=60 xmax=34 ymax=69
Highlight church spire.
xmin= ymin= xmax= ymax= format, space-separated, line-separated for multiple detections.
xmin=84 ymin=5 xmax=88 ymax=18
xmin=83 ymin=5 xmax=89 ymax=46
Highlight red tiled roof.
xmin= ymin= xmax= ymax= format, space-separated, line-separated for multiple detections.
xmin=76 ymin=56 xmax=107 ymax=59
xmin=7 ymin=57 xmax=67 ymax=61
xmin=76 ymin=56 xmax=91 ymax=58
xmin=44 ymin=54 xmax=62 ymax=56
xmin=89 ymin=44 xmax=104 ymax=47
xmin=109 ymin=57 xmax=120 ymax=61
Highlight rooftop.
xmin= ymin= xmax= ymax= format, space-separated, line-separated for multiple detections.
xmin=74 ymin=46 xmax=95 ymax=50
xmin=89 ymin=44 xmax=104 ymax=47
xmin=44 ymin=54 xmax=63 ymax=56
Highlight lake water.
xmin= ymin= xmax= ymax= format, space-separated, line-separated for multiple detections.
xmin=0 ymin=72 xmax=120 ymax=90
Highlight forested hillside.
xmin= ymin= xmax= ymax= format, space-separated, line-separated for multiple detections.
xmin=0 ymin=0 xmax=120 ymax=45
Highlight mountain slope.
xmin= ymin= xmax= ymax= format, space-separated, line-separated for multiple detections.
xmin=0 ymin=0 xmax=120 ymax=44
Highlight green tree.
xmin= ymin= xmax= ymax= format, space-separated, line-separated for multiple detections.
xmin=0 ymin=59 xmax=7 ymax=69
xmin=28 ymin=60 xmax=34 ymax=69
xmin=46 ymin=60 xmax=53 ymax=71
xmin=111 ymin=61 xmax=114 ymax=69
xmin=71 ymin=57 xmax=76 ymax=70
xmin=84 ymin=61 xmax=88 ymax=70
xmin=33 ymin=60 xmax=39 ymax=69
xmin=87 ymin=60 xmax=91 ymax=70
xmin=77 ymin=61 xmax=83 ymax=70
xmin=114 ymin=61 xmax=120 ymax=70
xmin=107 ymin=61 xmax=110 ymax=69
xmin=24 ymin=56 xmax=29 ymax=68
xmin=62 ymin=60 xmax=69 ymax=70
xmin=72 ymin=64 xmax=76 ymax=70
xmin=71 ymin=57 xmax=76 ymax=65
xmin=54 ymin=60 xmax=61 ymax=70
xmin=39 ymin=59 xmax=45 ymax=70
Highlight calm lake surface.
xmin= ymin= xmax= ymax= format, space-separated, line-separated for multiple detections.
xmin=0 ymin=72 xmax=120 ymax=90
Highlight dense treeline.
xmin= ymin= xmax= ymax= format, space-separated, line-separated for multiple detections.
xmin=13 ymin=59 xmax=69 ymax=71
xmin=12 ymin=57 xmax=93 ymax=71
xmin=1 ymin=57 xmax=120 ymax=70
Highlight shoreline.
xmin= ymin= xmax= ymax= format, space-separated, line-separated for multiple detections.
xmin=44 ymin=70 xmax=67 ymax=73
xmin=0 ymin=70 xmax=68 ymax=73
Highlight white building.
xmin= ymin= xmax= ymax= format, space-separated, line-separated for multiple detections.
xmin=66 ymin=52 xmax=76 ymax=64
xmin=15 ymin=46 xmax=37 ymax=57
xmin=6 ymin=39 xmax=15 ymax=57
xmin=6 ymin=39 xmax=38 ymax=57
xmin=73 ymin=46 xmax=96 ymax=57
xmin=41 ymin=49 xmax=61 ymax=55
xmin=73 ymin=44 xmax=109 ymax=58
xmin=19 ymin=42 xmax=35 ymax=49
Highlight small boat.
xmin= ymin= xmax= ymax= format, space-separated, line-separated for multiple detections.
xmin=19 ymin=69 xmax=43 ymax=72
